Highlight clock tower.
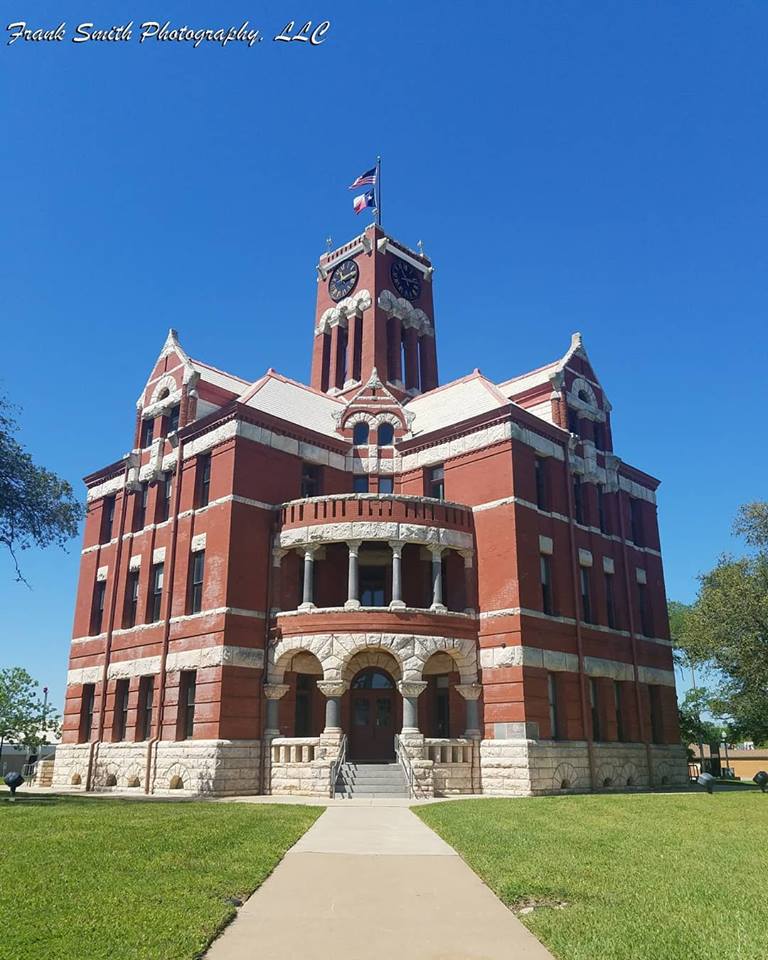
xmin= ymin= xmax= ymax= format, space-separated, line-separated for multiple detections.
xmin=310 ymin=223 xmax=438 ymax=397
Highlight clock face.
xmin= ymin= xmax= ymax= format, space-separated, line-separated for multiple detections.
xmin=391 ymin=258 xmax=421 ymax=301
xmin=328 ymin=259 xmax=359 ymax=302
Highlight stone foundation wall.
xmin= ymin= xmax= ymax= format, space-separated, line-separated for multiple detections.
xmin=53 ymin=740 xmax=262 ymax=796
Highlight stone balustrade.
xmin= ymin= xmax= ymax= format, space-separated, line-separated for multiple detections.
xmin=425 ymin=738 xmax=474 ymax=765
xmin=271 ymin=737 xmax=320 ymax=764
xmin=280 ymin=494 xmax=473 ymax=535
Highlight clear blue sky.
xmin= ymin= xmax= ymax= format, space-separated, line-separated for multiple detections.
xmin=1 ymin=1 xmax=766 ymax=710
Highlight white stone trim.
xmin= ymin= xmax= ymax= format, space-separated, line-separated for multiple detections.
xmin=129 ymin=554 xmax=142 ymax=571
xmin=191 ymin=533 xmax=206 ymax=553
xmin=86 ymin=473 xmax=125 ymax=503
xmin=578 ymin=549 xmax=593 ymax=567
xmin=316 ymin=288 xmax=372 ymax=335
xmin=376 ymin=238 xmax=433 ymax=277
xmin=603 ymin=556 xmax=615 ymax=574
xmin=377 ymin=290 xmax=433 ymax=335
xmin=620 ymin=475 xmax=657 ymax=504
xmin=66 ymin=666 xmax=102 ymax=686
xmin=279 ymin=520 xmax=472 ymax=552
xmin=96 ymin=566 xmax=108 ymax=582
xmin=636 ymin=567 xmax=647 ymax=584
xmin=67 ymin=645 xmax=265 ymax=685
xmin=480 ymin=645 xmax=675 ymax=687
xmin=538 ymin=535 xmax=553 ymax=555
xmin=477 ymin=606 xmax=672 ymax=646
xmin=152 ymin=547 xmax=166 ymax=564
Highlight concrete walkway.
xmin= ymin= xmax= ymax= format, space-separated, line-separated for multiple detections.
xmin=205 ymin=804 xmax=555 ymax=960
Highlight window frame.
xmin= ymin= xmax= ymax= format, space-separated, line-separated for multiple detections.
xmin=196 ymin=454 xmax=212 ymax=508
xmin=100 ymin=496 xmax=116 ymax=544
xmin=149 ymin=563 xmax=164 ymax=623
xmin=179 ymin=670 xmax=197 ymax=741
xmin=572 ymin=475 xmax=584 ymax=525
xmin=352 ymin=422 xmax=369 ymax=446
xmin=428 ymin=465 xmax=445 ymax=501
xmin=377 ymin=422 xmax=395 ymax=446
xmin=580 ymin=565 xmax=593 ymax=623
xmin=80 ymin=684 xmax=95 ymax=742
xmin=140 ymin=418 xmax=154 ymax=449
xmin=534 ymin=457 xmax=549 ymax=511
xmin=590 ymin=678 xmax=602 ymax=742
xmin=91 ymin=580 xmax=107 ymax=636
xmin=188 ymin=551 xmax=205 ymax=615
xmin=378 ymin=476 xmax=394 ymax=495
xmin=540 ymin=554 xmax=554 ymax=616
xmin=547 ymin=672 xmax=560 ymax=740
xmin=605 ymin=570 xmax=616 ymax=629
xmin=352 ymin=474 xmax=369 ymax=494
xmin=137 ymin=676 xmax=154 ymax=741
xmin=113 ymin=678 xmax=130 ymax=742
xmin=124 ymin=569 xmax=140 ymax=629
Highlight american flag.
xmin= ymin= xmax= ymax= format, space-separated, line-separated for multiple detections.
xmin=349 ymin=166 xmax=377 ymax=189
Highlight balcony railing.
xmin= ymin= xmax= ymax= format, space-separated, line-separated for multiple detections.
xmin=280 ymin=494 xmax=473 ymax=534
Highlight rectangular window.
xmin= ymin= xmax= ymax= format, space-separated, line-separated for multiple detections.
xmin=360 ymin=566 xmax=387 ymax=607
xmin=638 ymin=582 xmax=653 ymax=637
xmin=124 ymin=569 xmax=140 ymax=628
xmin=534 ymin=457 xmax=549 ymax=511
xmin=137 ymin=676 xmax=154 ymax=741
xmin=540 ymin=554 xmax=554 ymax=615
xmin=353 ymin=474 xmax=369 ymax=493
xmin=149 ymin=563 xmax=164 ymax=622
xmin=605 ymin=572 xmax=616 ymax=629
xmin=179 ymin=671 xmax=196 ymax=740
xmin=572 ymin=476 xmax=584 ymax=525
xmin=649 ymin=685 xmax=664 ymax=744
xmin=590 ymin=678 xmax=602 ymax=742
xmin=580 ymin=566 xmax=593 ymax=623
xmin=157 ymin=473 xmax=173 ymax=523
xmin=141 ymin=419 xmax=154 ymax=448
xmin=615 ymin=681 xmax=625 ymax=742
xmin=428 ymin=465 xmax=445 ymax=500
xmin=100 ymin=496 xmax=116 ymax=544
xmin=594 ymin=422 xmax=605 ymax=451
xmin=113 ymin=679 xmax=129 ymax=742
xmin=547 ymin=673 xmax=560 ymax=739
xmin=167 ymin=404 xmax=180 ymax=434
xmin=567 ymin=408 xmax=579 ymax=435
xmin=196 ymin=454 xmax=212 ymax=508
xmin=91 ymin=580 xmax=107 ymax=635
xmin=188 ymin=551 xmax=205 ymax=615
xmin=80 ymin=684 xmax=96 ymax=742
xmin=300 ymin=462 xmax=321 ymax=499
xmin=630 ymin=497 xmax=644 ymax=546
xmin=597 ymin=486 xmax=608 ymax=534
xmin=378 ymin=476 xmax=394 ymax=494
xmin=133 ymin=482 xmax=148 ymax=532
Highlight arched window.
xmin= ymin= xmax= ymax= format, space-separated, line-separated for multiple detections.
xmin=377 ymin=422 xmax=394 ymax=446
xmin=353 ymin=422 xmax=369 ymax=446
xmin=352 ymin=668 xmax=395 ymax=690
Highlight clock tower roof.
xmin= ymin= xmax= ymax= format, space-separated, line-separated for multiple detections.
xmin=310 ymin=223 xmax=438 ymax=400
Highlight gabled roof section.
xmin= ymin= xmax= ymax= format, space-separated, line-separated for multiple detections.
xmin=239 ymin=369 xmax=345 ymax=438
xmin=189 ymin=357 xmax=250 ymax=396
xmin=405 ymin=371 xmax=511 ymax=437
xmin=498 ymin=332 xmax=608 ymax=406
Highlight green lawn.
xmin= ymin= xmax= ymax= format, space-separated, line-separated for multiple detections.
xmin=0 ymin=795 xmax=322 ymax=960
xmin=417 ymin=792 xmax=766 ymax=960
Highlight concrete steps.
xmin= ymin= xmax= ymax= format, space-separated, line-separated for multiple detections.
xmin=335 ymin=762 xmax=409 ymax=799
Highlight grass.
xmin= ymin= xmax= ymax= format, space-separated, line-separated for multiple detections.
xmin=0 ymin=794 xmax=322 ymax=960
xmin=416 ymin=792 xmax=767 ymax=960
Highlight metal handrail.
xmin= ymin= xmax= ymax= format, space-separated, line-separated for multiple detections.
xmin=395 ymin=734 xmax=419 ymax=799
xmin=329 ymin=734 xmax=348 ymax=798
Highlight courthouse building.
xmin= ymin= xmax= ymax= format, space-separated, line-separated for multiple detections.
xmin=53 ymin=223 xmax=686 ymax=797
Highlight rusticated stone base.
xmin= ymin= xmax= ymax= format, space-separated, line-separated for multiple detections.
xmin=480 ymin=740 xmax=689 ymax=796
xmin=53 ymin=740 xmax=262 ymax=796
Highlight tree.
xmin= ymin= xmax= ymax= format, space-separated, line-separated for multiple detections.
xmin=0 ymin=667 xmax=60 ymax=760
xmin=0 ymin=395 xmax=82 ymax=583
xmin=677 ymin=687 xmax=725 ymax=748
xmin=676 ymin=502 xmax=768 ymax=744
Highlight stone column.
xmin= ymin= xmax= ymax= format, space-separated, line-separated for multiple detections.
xmin=317 ymin=681 xmax=349 ymax=734
xmin=299 ymin=546 xmax=317 ymax=611
xmin=389 ymin=541 xmax=406 ymax=610
xmin=398 ymin=680 xmax=428 ymax=734
xmin=344 ymin=540 xmax=362 ymax=610
xmin=430 ymin=546 xmax=446 ymax=612
xmin=403 ymin=325 xmax=420 ymax=392
xmin=419 ymin=329 xmax=439 ymax=392
xmin=263 ymin=683 xmax=290 ymax=736
xmin=271 ymin=547 xmax=287 ymax=616
xmin=459 ymin=550 xmax=476 ymax=615
xmin=456 ymin=683 xmax=483 ymax=737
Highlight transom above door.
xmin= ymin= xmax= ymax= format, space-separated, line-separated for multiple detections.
xmin=348 ymin=667 xmax=398 ymax=761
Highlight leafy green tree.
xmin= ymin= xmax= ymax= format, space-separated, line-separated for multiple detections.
xmin=676 ymin=502 xmax=768 ymax=744
xmin=0 ymin=395 xmax=82 ymax=583
xmin=678 ymin=687 xmax=725 ymax=748
xmin=0 ymin=667 xmax=60 ymax=760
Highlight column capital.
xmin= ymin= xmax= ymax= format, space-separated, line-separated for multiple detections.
xmin=428 ymin=544 xmax=445 ymax=559
xmin=387 ymin=540 xmax=405 ymax=557
xmin=272 ymin=547 xmax=288 ymax=567
xmin=317 ymin=680 xmax=349 ymax=698
xmin=346 ymin=539 xmax=363 ymax=555
xmin=397 ymin=680 xmax=428 ymax=699
xmin=458 ymin=549 xmax=474 ymax=568
xmin=264 ymin=683 xmax=290 ymax=700
xmin=455 ymin=682 xmax=482 ymax=701
xmin=302 ymin=544 xmax=321 ymax=558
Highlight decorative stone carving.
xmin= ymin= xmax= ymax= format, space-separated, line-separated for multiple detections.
xmin=377 ymin=289 xmax=433 ymax=335
xmin=316 ymin=681 xmax=349 ymax=699
xmin=455 ymin=683 xmax=482 ymax=701
xmin=316 ymin=288 xmax=372 ymax=334
xmin=397 ymin=680 xmax=428 ymax=698
xmin=263 ymin=683 xmax=290 ymax=700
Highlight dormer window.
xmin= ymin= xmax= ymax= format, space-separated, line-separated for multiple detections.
xmin=377 ymin=423 xmax=394 ymax=446
xmin=141 ymin=419 xmax=154 ymax=448
xmin=353 ymin=422 xmax=369 ymax=446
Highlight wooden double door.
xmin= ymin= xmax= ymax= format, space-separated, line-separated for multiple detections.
xmin=348 ymin=668 xmax=399 ymax=761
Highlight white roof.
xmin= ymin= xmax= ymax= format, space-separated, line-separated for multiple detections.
xmin=242 ymin=375 xmax=343 ymax=437
xmin=406 ymin=376 xmax=508 ymax=437
xmin=191 ymin=359 xmax=250 ymax=396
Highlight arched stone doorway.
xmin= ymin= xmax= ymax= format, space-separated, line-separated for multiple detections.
xmin=348 ymin=667 xmax=398 ymax=761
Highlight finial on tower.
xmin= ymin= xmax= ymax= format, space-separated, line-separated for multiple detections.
xmin=325 ymin=236 xmax=333 ymax=252
xmin=417 ymin=240 xmax=425 ymax=258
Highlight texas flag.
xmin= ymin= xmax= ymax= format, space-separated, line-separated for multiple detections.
xmin=349 ymin=166 xmax=377 ymax=189
xmin=353 ymin=189 xmax=376 ymax=215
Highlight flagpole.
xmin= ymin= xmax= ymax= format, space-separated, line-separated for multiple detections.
xmin=375 ymin=155 xmax=382 ymax=227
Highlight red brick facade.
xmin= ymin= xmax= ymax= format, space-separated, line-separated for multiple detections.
xmin=53 ymin=222 xmax=684 ymax=796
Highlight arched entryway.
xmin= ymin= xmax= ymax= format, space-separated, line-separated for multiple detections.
xmin=348 ymin=667 xmax=398 ymax=761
